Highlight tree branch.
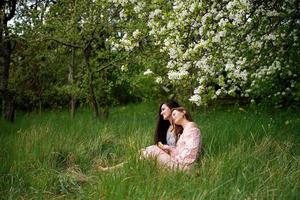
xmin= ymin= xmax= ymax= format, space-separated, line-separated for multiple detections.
xmin=42 ymin=37 xmax=83 ymax=48
xmin=95 ymin=52 xmax=132 ymax=73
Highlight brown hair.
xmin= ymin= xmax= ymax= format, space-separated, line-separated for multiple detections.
xmin=171 ymin=107 xmax=193 ymax=141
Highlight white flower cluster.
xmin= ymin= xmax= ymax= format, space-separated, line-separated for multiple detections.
xmin=110 ymin=0 xmax=299 ymax=105
xmin=147 ymin=0 xmax=298 ymax=105
xmin=110 ymin=30 xmax=141 ymax=51
xmin=167 ymin=69 xmax=189 ymax=80
xmin=119 ymin=9 xmax=127 ymax=20
xmin=108 ymin=0 xmax=137 ymax=6
xmin=121 ymin=65 xmax=128 ymax=72
xmin=155 ymin=76 xmax=163 ymax=84
xmin=143 ymin=69 xmax=153 ymax=75
xmin=149 ymin=9 xmax=162 ymax=19
xmin=189 ymin=94 xmax=201 ymax=106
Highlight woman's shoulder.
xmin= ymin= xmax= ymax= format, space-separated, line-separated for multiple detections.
xmin=186 ymin=122 xmax=198 ymax=129
xmin=183 ymin=122 xmax=200 ymax=134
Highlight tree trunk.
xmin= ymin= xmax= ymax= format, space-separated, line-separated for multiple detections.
xmin=39 ymin=99 xmax=42 ymax=114
xmin=1 ymin=39 xmax=15 ymax=122
xmin=0 ymin=0 xmax=17 ymax=122
xmin=87 ymin=67 xmax=99 ymax=118
xmin=69 ymin=47 xmax=76 ymax=119
xmin=3 ymin=90 xmax=15 ymax=122
xmin=84 ymin=44 xmax=99 ymax=118
xmin=99 ymin=71 xmax=109 ymax=118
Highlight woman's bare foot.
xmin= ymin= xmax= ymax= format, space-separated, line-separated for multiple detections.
xmin=95 ymin=162 xmax=126 ymax=172
xmin=95 ymin=165 xmax=109 ymax=171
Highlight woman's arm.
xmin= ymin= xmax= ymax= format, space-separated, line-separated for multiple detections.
xmin=174 ymin=127 xmax=201 ymax=166
xmin=158 ymin=142 xmax=177 ymax=154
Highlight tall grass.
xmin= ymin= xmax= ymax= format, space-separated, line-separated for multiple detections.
xmin=0 ymin=103 xmax=299 ymax=199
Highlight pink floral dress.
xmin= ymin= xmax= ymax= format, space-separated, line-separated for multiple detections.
xmin=141 ymin=125 xmax=201 ymax=171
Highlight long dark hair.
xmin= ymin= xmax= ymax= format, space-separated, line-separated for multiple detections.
xmin=154 ymin=100 xmax=180 ymax=144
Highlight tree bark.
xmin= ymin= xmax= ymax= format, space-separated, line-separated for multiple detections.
xmin=99 ymin=71 xmax=109 ymax=118
xmin=1 ymin=0 xmax=16 ymax=121
xmin=69 ymin=47 xmax=76 ymax=119
xmin=84 ymin=43 xmax=99 ymax=118
xmin=1 ymin=40 xmax=15 ymax=122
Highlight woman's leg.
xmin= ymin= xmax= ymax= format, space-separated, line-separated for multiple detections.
xmin=140 ymin=145 xmax=167 ymax=158
xmin=141 ymin=145 xmax=179 ymax=169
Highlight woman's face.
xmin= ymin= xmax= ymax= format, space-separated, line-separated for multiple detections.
xmin=160 ymin=104 xmax=172 ymax=120
xmin=172 ymin=110 xmax=185 ymax=125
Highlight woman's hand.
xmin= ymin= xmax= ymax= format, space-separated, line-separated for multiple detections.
xmin=157 ymin=141 xmax=164 ymax=149
xmin=158 ymin=142 xmax=171 ymax=154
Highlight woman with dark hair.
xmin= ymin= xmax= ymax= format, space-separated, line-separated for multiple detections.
xmin=141 ymin=107 xmax=201 ymax=171
xmin=154 ymin=100 xmax=180 ymax=146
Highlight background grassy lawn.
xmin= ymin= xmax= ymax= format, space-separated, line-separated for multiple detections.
xmin=1 ymin=103 xmax=299 ymax=199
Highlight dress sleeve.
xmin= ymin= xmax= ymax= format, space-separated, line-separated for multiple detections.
xmin=173 ymin=127 xmax=201 ymax=166
xmin=161 ymin=144 xmax=177 ymax=154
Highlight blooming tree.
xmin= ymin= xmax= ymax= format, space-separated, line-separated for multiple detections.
xmin=109 ymin=0 xmax=300 ymax=106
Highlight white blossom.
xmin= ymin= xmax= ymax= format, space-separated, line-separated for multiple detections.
xmin=132 ymin=29 xmax=141 ymax=39
xmin=111 ymin=0 xmax=298 ymax=105
xmin=119 ymin=9 xmax=127 ymax=19
xmin=189 ymin=94 xmax=202 ymax=106
xmin=168 ymin=69 xmax=189 ymax=80
xmin=155 ymin=76 xmax=163 ymax=84
xmin=121 ymin=65 xmax=128 ymax=72
xmin=149 ymin=9 xmax=162 ymax=19
xmin=143 ymin=69 xmax=153 ymax=75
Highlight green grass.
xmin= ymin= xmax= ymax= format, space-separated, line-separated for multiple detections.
xmin=0 ymin=103 xmax=299 ymax=199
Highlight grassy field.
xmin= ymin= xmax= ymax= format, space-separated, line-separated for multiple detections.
xmin=0 ymin=103 xmax=300 ymax=199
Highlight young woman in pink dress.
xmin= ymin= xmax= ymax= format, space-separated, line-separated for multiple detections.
xmin=141 ymin=107 xmax=201 ymax=171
